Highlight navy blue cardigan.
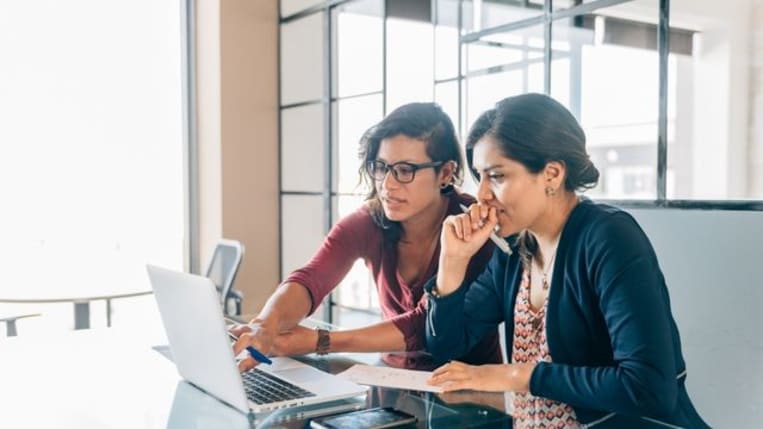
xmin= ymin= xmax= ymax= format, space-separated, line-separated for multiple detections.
xmin=426 ymin=199 xmax=709 ymax=428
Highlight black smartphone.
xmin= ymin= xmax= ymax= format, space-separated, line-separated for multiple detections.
xmin=309 ymin=407 xmax=417 ymax=429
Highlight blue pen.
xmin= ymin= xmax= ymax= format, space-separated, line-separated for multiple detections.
xmin=245 ymin=346 xmax=273 ymax=365
xmin=227 ymin=331 xmax=273 ymax=365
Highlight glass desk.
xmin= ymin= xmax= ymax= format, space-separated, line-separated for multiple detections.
xmin=0 ymin=327 xmax=511 ymax=428
xmin=168 ymin=380 xmax=511 ymax=428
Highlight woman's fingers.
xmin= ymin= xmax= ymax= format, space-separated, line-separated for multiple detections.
xmin=429 ymin=368 xmax=454 ymax=383
xmin=460 ymin=214 xmax=473 ymax=240
xmin=431 ymin=363 xmax=449 ymax=377
xmin=442 ymin=380 xmax=470 ymax=392
xmin=229 ymin=324 xmax=251 ymax=337
xmin=429 ymin=361 xmax=471 ymax=385
xmin=467 ymin=204 xmax=481 ymax=229
xmin=464 ymin=204 xmax=500 ymax=241
xmin=446 ymin=214 xmax=479 ymax=241
xmin=434 ymin=372 xmax=471 ymax=384
xmin=446 ymin=215 xmax=463 ymax=239
xmin=432 ymin=360 xmax=464 ymax=376
xmin=237 ymin=356 xmax=257 ymax=372
xmin=486 ymin=206 xmax=498 ymax=228
xmin=465 ymin=204 xmax=493 ymax=229
xmin=233 ymin=331 xmax=266 ymax=356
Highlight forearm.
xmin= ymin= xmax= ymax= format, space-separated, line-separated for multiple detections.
xmin=329 ymin=320 xmax=406 ymax=353
xmin=530 ymin=362 xmax=676 ymax=418
xmin=252 ymin=282 xmax=312 ymax=331
xmin=435 ymin=254 xmax=470 ymax=296
xmin=426 ymin=259 xmax=504 ymax=363
xmin=426 ymin=284 xmax=470 ymax=359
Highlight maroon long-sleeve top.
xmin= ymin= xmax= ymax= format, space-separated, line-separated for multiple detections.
xmin=284 ymin=192 xmax=502 ymax=369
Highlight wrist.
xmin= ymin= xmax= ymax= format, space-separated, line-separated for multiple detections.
xmin=435 ymin=257 xmax=469 ymax=296
xmin=430 ymin=282 xmax=456 ymax=298
xmin=249 ymin=317 xmax=277 ymax=332
xmin=315 ymin=328 xmax=331 ymax=355
xmin=327 ymin=330 xmax=353 ymax=353
xmin=510 ymin=362 xmax=536 ymax=392
xmin=441 ymin=253 xmax=471 ymax=267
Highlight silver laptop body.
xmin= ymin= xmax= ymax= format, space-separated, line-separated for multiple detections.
xmin=147 ymin=265 xmax=367 ymax=414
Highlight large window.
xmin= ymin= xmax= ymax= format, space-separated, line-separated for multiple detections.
xmin=279 ymin=0 xmax=443 ymax=324
xmin=451 ymin=0 xmax=762 ymax=205
xmin=0 ymin=0 xmax=187 ymax=334
xmin=279 ymin=0 xmax=386 ymax=324
xmin=549 ymin=1 xmax=661 ymax=199
xmin=279 ymin=0 xmax=763 ymax=325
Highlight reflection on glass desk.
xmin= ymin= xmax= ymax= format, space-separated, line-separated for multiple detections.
xmin=154 ymin=336 xmax=511 ymax=429
xmin=167 ymin=380 xmax=367 ymax=429
xmin=0 ymin=327 xmax=511 ymax=428
xmin=167 ymin=373 xmax=511 ymax=429
xmin=291 ymin=355 xmax=511 ymax=429
xmin=158 ymin=344 xmax=512 ymax=428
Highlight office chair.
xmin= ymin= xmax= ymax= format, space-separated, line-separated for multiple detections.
xmin=205 ymin=239 xmax=245 ymax=317
xmin=0 ymin=313 xmax=40 ymax=337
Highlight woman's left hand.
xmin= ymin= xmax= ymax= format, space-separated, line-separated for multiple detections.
xmin=427 ymin=361 xmax=536 ymax=393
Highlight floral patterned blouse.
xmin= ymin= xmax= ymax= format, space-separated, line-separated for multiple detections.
xmin=511 ymin=268 xmax=581 ymax=429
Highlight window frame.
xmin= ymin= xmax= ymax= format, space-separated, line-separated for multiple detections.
xmin=458 ymin=0 xmax=763 ymax=211
xmin=276 ymin=0 xmax=763 ymax=323
xmin=279 ymin=0 xmax=387 ymax=323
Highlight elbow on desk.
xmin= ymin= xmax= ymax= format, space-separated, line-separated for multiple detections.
xmin=620 ymin=367 xmax=678 ymax=420
xmin=424 ymin=328 xmax=467 ymax=363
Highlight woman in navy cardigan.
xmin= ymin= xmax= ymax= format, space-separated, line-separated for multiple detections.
xmin=425 ymin=94 xmax=709 ymax=428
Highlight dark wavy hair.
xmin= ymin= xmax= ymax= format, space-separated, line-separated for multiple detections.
xmin=358 ymin=102 xmax=463 ymax=242
xmin=465 ymin=93 xmax=600 ymax=268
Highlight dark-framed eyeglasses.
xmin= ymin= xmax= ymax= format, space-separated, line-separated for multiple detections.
xmin=366 ymin=160 xmax=444 ymax=184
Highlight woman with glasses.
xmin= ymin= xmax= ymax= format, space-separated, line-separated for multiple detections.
xmin=424 ymin=94 xmax=709 ymax=428
xmin=232 ymin=102 xmax=502 ymax=371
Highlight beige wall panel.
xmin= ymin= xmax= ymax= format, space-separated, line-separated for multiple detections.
xmin=219 ymin=0 xmax=279 ymax=313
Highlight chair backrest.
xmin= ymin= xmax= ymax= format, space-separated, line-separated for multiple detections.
xmin=204 ymin=239 xmax=244 ymax=316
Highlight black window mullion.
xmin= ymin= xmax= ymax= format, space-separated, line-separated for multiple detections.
xmin=544 ymin=0 xmax=552 ymax=95
xmin=458 ymin=0 xmax=465 ymax=138
xmin=657 ymin=0 xmax=670 ymax=202
xmin=382 ymin=0 xmax=388 ymax=115
xmin=322 ymin=7 xmax=334 ymax=323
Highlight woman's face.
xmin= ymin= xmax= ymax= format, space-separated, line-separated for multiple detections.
xmin=374 ymin=135 xmax=449 ymax=223
xmin=471 ymin=135 xmax=548 ymax=236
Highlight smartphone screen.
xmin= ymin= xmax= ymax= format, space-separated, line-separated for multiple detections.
xmin=310 ymin=407 xmax=417 ymax=429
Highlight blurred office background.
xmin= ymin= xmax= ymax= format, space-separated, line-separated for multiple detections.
xmin=1 ymin=1 xmax=761 ymax=426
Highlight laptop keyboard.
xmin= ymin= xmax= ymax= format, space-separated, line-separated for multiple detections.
xmin=242 ymin=368 xmax=317 ymax=405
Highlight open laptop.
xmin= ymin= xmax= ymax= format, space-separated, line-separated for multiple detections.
xmin=147 ymin=265 xmax=367 ymax=414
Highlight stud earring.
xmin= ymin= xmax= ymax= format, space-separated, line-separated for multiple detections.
xmin=545 ymin=186 xmax=556 ymax=196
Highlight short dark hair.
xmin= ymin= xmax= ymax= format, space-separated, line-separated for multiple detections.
xmin=465 ymin=93 xmax=600 ymax=267
xmin=358 ymin=102 xmax=463 ymax=242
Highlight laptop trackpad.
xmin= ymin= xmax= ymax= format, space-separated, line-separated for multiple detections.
xmin=275 ymin=367 xmax=325 ymax=383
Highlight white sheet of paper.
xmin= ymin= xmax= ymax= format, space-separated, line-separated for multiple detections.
xmin=337 ymin=364 xmax=443 ymax=393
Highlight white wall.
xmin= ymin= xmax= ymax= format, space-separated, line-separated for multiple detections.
xmin=749 ymin=0 xmax=763 ymax=198
xmin=630 ymin=208 xmax=763 ymax=428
